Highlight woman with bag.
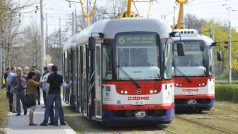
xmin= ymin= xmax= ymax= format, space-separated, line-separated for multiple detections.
xmin=26 ymin=71 xmax=42 ymax=126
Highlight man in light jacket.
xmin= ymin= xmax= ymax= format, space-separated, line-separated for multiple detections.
xmin=6 ymin=66 xmax=16 ymax=112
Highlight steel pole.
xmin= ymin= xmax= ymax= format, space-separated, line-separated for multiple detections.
xmin=228 ymin=20 xmax=232 ymax=83
xmin=72 ymin=12 xmax=75 ymax=35
xmin=226 ymin=7 xmax=232 ymax=83
xmin=40 ymin=0 xmax=45 ymax=73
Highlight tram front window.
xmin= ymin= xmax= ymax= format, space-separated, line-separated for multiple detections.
xmin=174 ymin=41 xmax=207 ymax=76
xmin=115 ymin=33 xmax=160 ymax=80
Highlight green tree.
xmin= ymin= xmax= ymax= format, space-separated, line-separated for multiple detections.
xmin=201 ymin=21 xmax=238 ymax=79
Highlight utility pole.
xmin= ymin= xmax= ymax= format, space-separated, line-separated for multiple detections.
xmin=59 ymin=17 xmax=61 ymax=47
xmin=210 ymin=24 xmax=215 ymax=41
xmin=228 ymin=7 xmax=232 ymax=84
xmin=74 ymin=7 xmax=77 ymax=33
xmin=40 ymin=0 xmax=45 ymax=72
xmin=45 ymin=13 xmax=48 ymax=49
xmin=210 ymin=24 xmax=215 ymax=77
xmin=72 ymin=12 xmax=75 ymax=35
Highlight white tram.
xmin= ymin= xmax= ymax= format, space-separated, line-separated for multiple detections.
xmin=172 ymin=29 xmax=216 ymax=112
xmin=63 ymin=18 xmax=175 ymax=124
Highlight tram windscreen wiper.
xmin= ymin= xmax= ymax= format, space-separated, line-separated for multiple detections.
xmin=175 ymin=67 xmax=192 ymax=83
xmin=117 ymin=66 xmax=141 ymax=89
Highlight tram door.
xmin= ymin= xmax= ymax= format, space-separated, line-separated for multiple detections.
xmin=82 ymin=45 xmax=88 ymax=116
xmin=95 ymin=45 xmax=102 ymax=118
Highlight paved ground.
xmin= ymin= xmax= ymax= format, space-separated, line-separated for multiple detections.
xmin=4 ymin=104 xmax=76 ymax=134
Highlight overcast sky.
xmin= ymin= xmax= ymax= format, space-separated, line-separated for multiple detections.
xmin=21 ymin=0 xmax=238 ymax=34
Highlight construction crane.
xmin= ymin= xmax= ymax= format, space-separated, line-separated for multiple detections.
xmin=79 ymin=0 xmax=97 ymax=26
xmin=174 ymin=0 xmax=188 ymax=29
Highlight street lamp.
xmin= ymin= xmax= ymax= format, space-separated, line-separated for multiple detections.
xmin=222 ymin=3 xmax=236 ymax=84
xmin=65 ymin=0 xmax=78 ymax=35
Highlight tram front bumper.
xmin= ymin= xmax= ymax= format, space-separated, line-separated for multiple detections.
xmin=102 ymin=107 xmax=175 ymax=124
xmin=175 ymin=98 xmax=215 ymax=111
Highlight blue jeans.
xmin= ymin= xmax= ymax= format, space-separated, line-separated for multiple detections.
xmin=43 ymin=94 xmax=61 ymax=124
xmin=49 ymin=103 xmax=65 ymax=123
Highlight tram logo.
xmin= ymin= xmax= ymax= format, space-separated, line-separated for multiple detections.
xmin=118 ymin=37 xmax=125 ymax=45
xmin=128 ymin=96 xmax=149 ymax=100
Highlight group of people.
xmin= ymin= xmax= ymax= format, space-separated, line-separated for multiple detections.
xmin=4 ymin=64 xmax=70 ymax=126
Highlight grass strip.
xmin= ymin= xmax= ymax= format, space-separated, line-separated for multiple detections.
xmin=63 ymin=104 xmax=82 ymax=134
xmin=0 ymin=89 xmax=8 ymax=134
xmin=216 ymin=84 xmax=238 ymax=103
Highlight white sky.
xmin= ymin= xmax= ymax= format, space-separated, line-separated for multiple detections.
xmin=21 ymin=0 xmax=238 ymax=34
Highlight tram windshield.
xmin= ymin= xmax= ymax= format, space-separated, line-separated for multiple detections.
xmin=115 ymin=33 xmax=160 ymax=80
xmin=173 ymin=40 xmax=208 ymax=76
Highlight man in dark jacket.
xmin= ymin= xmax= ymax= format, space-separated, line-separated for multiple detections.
xmin=12 ymin=67 xmax=27 ymax=116
xmin=40 ymin=65 xmax=64 ymax=126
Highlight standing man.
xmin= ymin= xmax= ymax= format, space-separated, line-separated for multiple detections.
xmin=42 ymin=66 xmax=49 ymax=107
xmin=6 ymin=66 xmax=16 ymax=112
xmin=40 ymin=65 xmax=63 ymax=126
xmin=23 ymin=66 xmax=30 ymax=78
xmin=3 ymin=67 xmax=10 ymax=88
xmin=12 ymin=67 xmax=27 ymax=116
xmin=41 ymin=64 xmax=54 ymax=125
xmin=31 ymin=65 xmax=41 ymax=105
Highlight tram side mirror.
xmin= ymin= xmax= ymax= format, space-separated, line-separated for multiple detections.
xmin=211 ymin=42 xmax=217 ymax=47
xmin=217 ymin=51 xmax=223 ymax=61
xmin=177 ymin=42 xmax=185 ymax=56
xmin=89 ymin=37 xmax=96 ymax=50
xmin=200 ymin=43 xmax=205 ymax=51
xmin=169 ymin=32 xmax=178 ymax=37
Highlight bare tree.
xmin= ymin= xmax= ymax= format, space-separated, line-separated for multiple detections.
xmin=184 ymin=14 xmax=207 ymax=31
xmin=0 ymin=0 xmax=35 ymax=68
xmin=22 ymin=22 xmax=41 ymax=67
xmin=3 ymin=13 xmax=23 ymax=67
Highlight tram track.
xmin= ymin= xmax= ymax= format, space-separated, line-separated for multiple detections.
xmin=162 ymin=128 xmax=177 ymax=134
xmin=215 ymin=105 xmax=238 ymax=113
xmin=110 ymin=125 xmax=176 ymax=134
xmin=176 ymin=115 xmax=236 ymax=134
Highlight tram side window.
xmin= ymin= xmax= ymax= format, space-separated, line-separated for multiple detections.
xmin=164 ymin=40 xmax=173 ymax=79
xmin=102 ymin=45 xmax=112 ymax=80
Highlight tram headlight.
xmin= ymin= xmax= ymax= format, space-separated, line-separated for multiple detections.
xmin=154 ymin=90 xmax=157 ymax=93
xmin=202 ymin=83 xmax=205 ymax=86
xmin=150 ymin=90 xmax=154 ymax=94
xmin=120 ymin=90 xmax=124 ymax=94
xmin=124 ymin=91 xmax=128 ymax=94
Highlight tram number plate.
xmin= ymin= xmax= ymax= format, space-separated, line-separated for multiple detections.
xmin=135 ymin=111 xmax=146 ymax=118
xmin=133 ymin=101 xmax=144 ymax=105
xmin=187 ymin=92 xmax=195 ymax=96
xmin=187 ymin=99 xmax=196 ymax=104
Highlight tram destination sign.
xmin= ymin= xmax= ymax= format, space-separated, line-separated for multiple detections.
xmin=117 ymin=33 xmax=156 ymax=45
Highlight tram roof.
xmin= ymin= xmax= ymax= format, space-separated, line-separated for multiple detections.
xmin=172 ymin=29 xmax=214 ymax=46
xmin=63 ymin=34 xmax=80 ymax=51
xmin=63 ymin=18 xmax=172 ymax=51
